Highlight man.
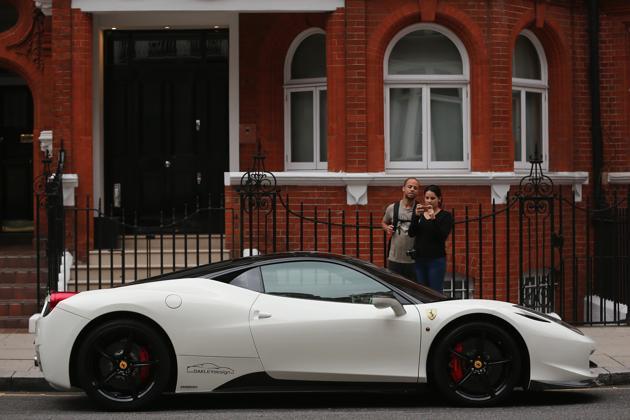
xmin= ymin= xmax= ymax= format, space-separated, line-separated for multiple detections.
xmin=381 ymin=177 xmax=420 ymax=281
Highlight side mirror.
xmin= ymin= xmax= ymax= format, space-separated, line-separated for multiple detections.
xmin=372 ymin=296 xmax=406 ymax=317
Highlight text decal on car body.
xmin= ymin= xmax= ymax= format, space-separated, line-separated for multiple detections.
xmin=186 ymin=363 xmax=235 ymax=375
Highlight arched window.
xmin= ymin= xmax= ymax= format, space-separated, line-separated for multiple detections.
xmin=512 ymin=30 xmax=548 ymax=169
xmin=284 ymin=29 xmax=327 ymax=170
xmin=384 ymin=24 xmax=469 ymax=170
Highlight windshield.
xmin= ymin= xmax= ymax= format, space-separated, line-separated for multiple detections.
xmin=350 ymin=259 xmax=448 ymax=303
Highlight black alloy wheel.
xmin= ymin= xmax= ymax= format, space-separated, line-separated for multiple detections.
xmin=76 ymin=319 xmax=171 ymax=411
xmin=430 ymin=321 xmax=522 ymax=406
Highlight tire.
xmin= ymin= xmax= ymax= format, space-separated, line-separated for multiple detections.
xmin=429 ymin=321 xmax=522 ymax=406
xmin=76 ymin=318 xmax=172 ymax=411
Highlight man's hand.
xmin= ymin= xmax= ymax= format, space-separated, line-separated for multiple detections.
xmin=384 ymin=224 xmax=395 ymax=235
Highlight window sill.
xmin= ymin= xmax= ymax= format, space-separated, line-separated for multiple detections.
xmin=225 ymin=171 xmax=588 ymax=204
xmin=606 ymin=172 xmax=630 ymax=184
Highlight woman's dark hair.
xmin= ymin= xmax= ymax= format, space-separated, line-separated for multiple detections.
xmin=424 ymin=184 xmax=443 ymax=207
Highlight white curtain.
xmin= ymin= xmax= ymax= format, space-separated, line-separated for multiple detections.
xmin=526 ymin=91 xmax=542 ymax=160
xmin=431 ymin=88 xmax=463 ymax=161
xmin=389 ymin=88 xmax=422 ymax=161
xmin=290 ymin=91 xmax=314 ymax=162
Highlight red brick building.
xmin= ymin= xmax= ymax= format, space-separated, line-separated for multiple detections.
xmin=0 ymin=1 xmax=629 ymax=324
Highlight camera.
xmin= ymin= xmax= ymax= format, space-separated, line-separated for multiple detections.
xmin=406 ymin=248 xmax=417 ymax=259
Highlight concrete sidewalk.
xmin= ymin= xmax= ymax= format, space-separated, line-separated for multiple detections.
xmin=1 ymin=326 xmax=629 ymax=392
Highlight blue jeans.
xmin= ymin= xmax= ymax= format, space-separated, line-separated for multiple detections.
xmin=414 ymin=257 xmax=446 ymax=293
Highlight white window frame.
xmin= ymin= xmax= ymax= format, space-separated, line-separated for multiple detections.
xmin=513 ymin=29 xmax=548 ymax=171
xmin=384 ymin=23 xmax=470 ymax=171
xmin=284 ymin=28 xmax=327 ymax=170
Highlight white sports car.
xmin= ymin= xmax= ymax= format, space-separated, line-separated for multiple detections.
xmin=35 ymin=252 xmax=597 ymax=410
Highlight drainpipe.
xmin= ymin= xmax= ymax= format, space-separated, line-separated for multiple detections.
xmin=586 ymin=0 xmax=604 ymax=205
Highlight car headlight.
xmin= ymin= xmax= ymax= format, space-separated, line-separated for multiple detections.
xmin=513 ymin=305 xmax=584 ymax=335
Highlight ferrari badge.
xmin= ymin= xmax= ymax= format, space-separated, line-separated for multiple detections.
xmin=427 ymin=308 xmax=437 ymax=320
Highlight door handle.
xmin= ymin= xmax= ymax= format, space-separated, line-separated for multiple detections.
xmin=253 ymin=310 xmax=272 ymax=320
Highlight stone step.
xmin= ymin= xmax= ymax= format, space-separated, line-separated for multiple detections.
xmin=0 ymin=316 xmax=30 ymax=329
xmin=0 ymin=268 xmax=46 ymax=284
xmin=0 ymin=284 xmax=47 ymax=300
xmin=0 ymin=299 xmax=40 ymax=318
xmin=85 ymin=249 xmax=229 ymax=266
xmin=0 ymin=255 xmax=41 ymax=269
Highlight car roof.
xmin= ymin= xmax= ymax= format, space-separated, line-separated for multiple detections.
xmin=132 ymin=251 xmax=371 ymax=285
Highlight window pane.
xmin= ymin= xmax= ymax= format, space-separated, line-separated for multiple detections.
xmin=291 ymin=91 xmax=314 ymax=162
xmin=261 ymin=262 xmax=392 ymax=304
xmin=319 ymin=90 xmax=328 ymax=163
xmin=389 ymin=30 xmax=463 ymax=75
xmin=291 ymin=34 xmax=326 ymax=79
xmin=133 ymin=38 xmax=202 ymax=61
xmin=513 ymin=35 xmax=541 ymax=79
xmin=389 ymin=88 xmax=422 ymax=162
xmin=113 ymin=39 xmax=129 ymax=65
xmin=513 ymin=90 xmax=522 ymax=161
xmin=526 ymin=91 xmax=542 ymax=161
xmin=430 ymin=88 xmax=463 ymax=161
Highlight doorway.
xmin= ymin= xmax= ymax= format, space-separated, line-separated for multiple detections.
xmin=0 ymin=69 xmax=33 ymax=241
xmin=104 ymin=30 xmax=229 ymax=232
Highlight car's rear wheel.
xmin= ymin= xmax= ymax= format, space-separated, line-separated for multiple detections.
xmin=429 ymin=321 xmax=522 ymax=406
xmin=76 ymin=319 xmax=171 ymax=411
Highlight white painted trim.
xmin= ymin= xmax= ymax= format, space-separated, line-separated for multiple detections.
xmin=229 ymin=16 xmax=239 ymax=172
xmin=346 ymin=184 xmax=368 ymax=205
xmin=38 ymin=130 xmax=53 ymax=156
xmin=383 ymin=24 xmax=470 ymax=172
xmin=91 ymin=12 xmax=240 ymax=207
xmin=515 ymin=30 xmax=548 ymax=84
xmin=224 ymin=171 xmax=588 ymax=186
xmin=607 ymin=172 xmax=630 ymax=184
xmin=72 ymin=0 xmax=343 ymax=12
xmin=284 ymin=28 xmax=327 ymax=84
xmin=384 ymin=85 xmax=469 ymax=171
xmin=62 ymin=174 xmax=79 ymax=207
xmin=284 ymin=28 xmax=328 ymax=171
xmin=513 ymin=30 xmax=549 ymax=170
xmin=34 ymin=1 xmax=52 ymax=16
xmin=384 ymin=23 xmax=470 ymax=81
xmin=224 ymin=171 xmax=588 ymax=204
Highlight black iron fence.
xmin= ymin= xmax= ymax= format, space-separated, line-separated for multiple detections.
xmin=35 ymin=151 xmax=629 ymax=326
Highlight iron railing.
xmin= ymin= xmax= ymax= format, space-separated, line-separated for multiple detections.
xmin=35 ymin=150 xmax=629 ymax=326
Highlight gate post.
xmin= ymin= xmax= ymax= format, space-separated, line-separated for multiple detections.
xmin=236 ymin=141 xmax=277 ymax=256
xmin=518 ymin=155 xmax=558 ymax=313
xmin=36 ymin=146 xmax=66 ymax=293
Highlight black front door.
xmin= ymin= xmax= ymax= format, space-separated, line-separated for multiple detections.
xmin=104 ymin=30 xmax=228 ymax=232
xmin=0 ymin=70 xmax=33 ymax=234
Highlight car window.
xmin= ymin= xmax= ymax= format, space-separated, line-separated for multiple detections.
xmin=212 ymin=267 xmax=263 ymax=293
xmin=260 ymin=261 xmax=394 ymax=304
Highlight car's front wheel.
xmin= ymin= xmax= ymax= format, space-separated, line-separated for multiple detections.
xmin=76 ymin=318 xmax=172 ymax=411
xmin=429 ymin=321 xmax=522 ymax=406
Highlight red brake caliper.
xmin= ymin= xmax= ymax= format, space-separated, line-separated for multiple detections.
xmin=138 ymin=347 xmax=150 ymax=382
xmin=450 ymin=342 xmax=464 ymax=382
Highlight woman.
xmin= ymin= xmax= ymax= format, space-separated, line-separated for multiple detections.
xmin=408 ymin=185 xmax=453 ymax=293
